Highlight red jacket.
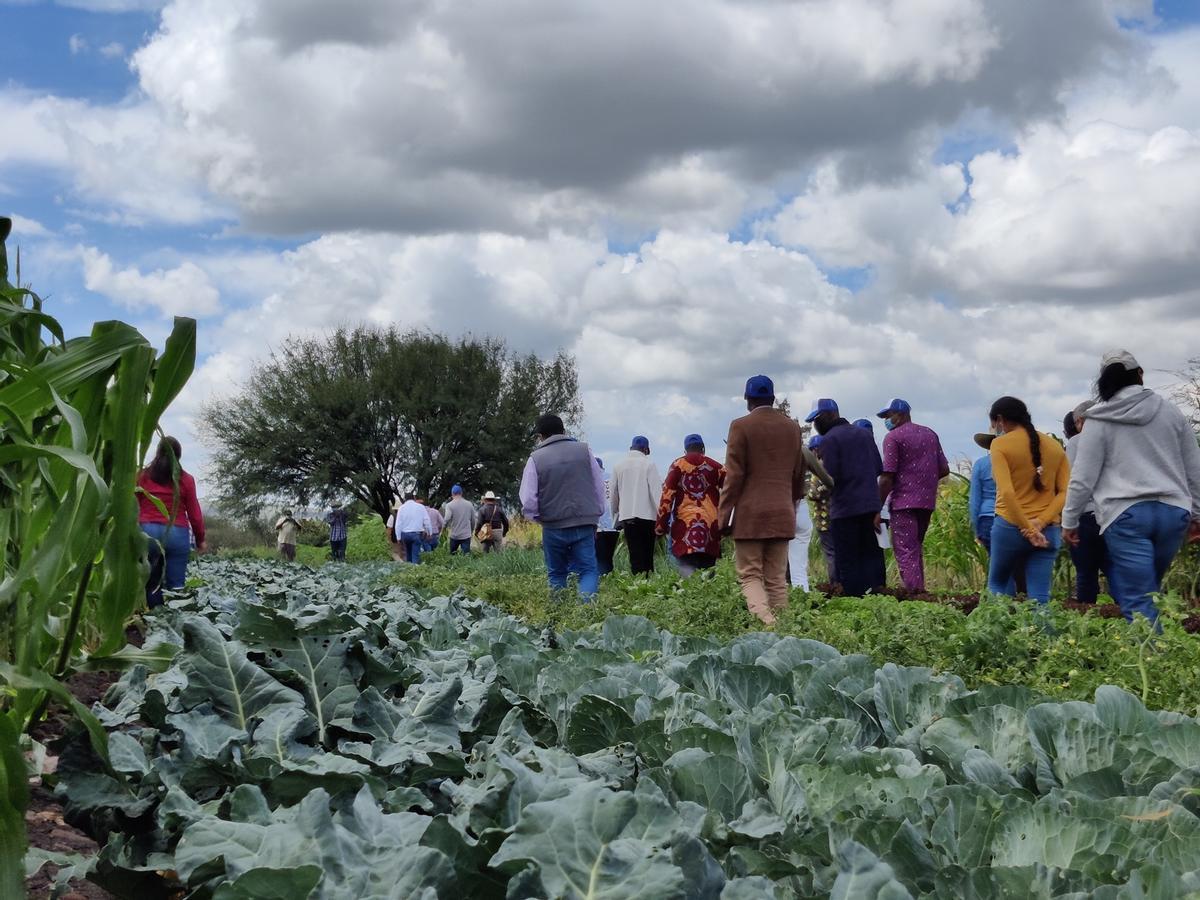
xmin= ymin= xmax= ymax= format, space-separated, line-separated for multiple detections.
xmin=137 ymin=470 xmax=205 ymax=544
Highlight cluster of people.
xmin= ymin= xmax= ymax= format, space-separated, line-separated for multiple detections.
xmin=515 ymin=350 xmax=1200 ymax=628
xmin=383 ymin=488 xmax=511 ymax=563
xmin=134 ymin=349 xmax=1199 ymax=626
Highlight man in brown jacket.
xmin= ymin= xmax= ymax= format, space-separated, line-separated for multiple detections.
xmin=718 ymin=375 xmax=808 ymax=626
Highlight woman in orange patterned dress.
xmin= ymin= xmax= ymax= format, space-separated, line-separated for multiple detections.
xmin=656 ymin=434 xmax=726 ymax=577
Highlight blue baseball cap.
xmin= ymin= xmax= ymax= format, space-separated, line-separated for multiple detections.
xmin=744 ymin=375 xmax=775 ymax=400
xmin=451 ymin=484 xmax=463 ymax=494
xmin=852 ymin=418 xmax=874 ymax=432
xmin=877 ymin=398 xmax=912 ymax=418
xmin=807 ymin=435 xmax=823 ymax=450
xmin=683 ymin=433 xmax=704 ymax=449
xmin=631 ymin=435 xmax=650 ymax=451
xmin=804 ymin=398 xmax=838 ymax=423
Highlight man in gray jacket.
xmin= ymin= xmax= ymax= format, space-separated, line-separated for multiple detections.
xmin=1063 ymin=350 xmax=1200 ymax=624
xmin=519 ymin=413 xmax=607 ymax=597
xmin=442 ymin=485 xmax=475 ymax=554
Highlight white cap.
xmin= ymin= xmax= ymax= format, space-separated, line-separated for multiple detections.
xmin=1101 ymin=349 xmax=1140 ymax=371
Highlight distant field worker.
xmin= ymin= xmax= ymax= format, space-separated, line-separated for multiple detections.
xmin=275 ymin=509 xmax=301 ymax=561
xmin=656 ymin=434 xmax=725 ymax=577
xmin=612 ymin=435 xmax=663 ymax=576
xmin=987 ymin=396 xmax=1069 ymax=604
xmin=442 ymin=485 xmax=476 ymax=555
xmin=806 ymin=436 xmax=837 ymax=582
xmin=137 ymin=436 xmax=206 ymax=608
xmin=1063 ymin=400 xmax=1108 ymax=603
xmin=719 ymin=376 xmax=807 ymax=626
xmin=877 ymin=399 xmax=950 ymax=592
xmin=1063 ymin=350 xmax=1200 ymax=624
xmin=475 ymin=492 xmax=510 ymax=553
xmin=325 ymin=504 xmax=349 ymax=562
xmin=520 ymin=413 xmax=607 ymax=597
xmin=595 ymin=459 xmax=620 ymax=576
xmin=806 ymin=398 xmax=885 ymax=597
xmin=790 ymin=439 xmax=833 ymax=590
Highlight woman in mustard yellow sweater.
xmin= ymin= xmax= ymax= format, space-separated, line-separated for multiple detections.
xmin=987 ymin=396 xmax=1070 ymax=603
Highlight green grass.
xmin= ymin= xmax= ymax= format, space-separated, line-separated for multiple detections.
xmin=391 ymin=550 xmax=1200 ymax=716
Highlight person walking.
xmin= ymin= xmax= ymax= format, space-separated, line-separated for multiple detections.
xmin=325 ymin=504 xmax=349 ymax=562
xmin=275 ymin=509 xmax=301 ymax=561
xmin=656 ymin=434 xmax=725 ymax=577
xmin=519 ymin=414 xmax=606 ymax=597
xmin=423 ymin=499 xmax=445 ymax=553
xmin=789 ymin=439 xmax=834 ymax=590
xmin=442 ymin=485 xmax=475 ymax=555
xmin=1063 ymin=401 xmax=1109 ymax=603
xmin=718 ymin=376 xmax=807 ymax=626
xmin=612 ymin=435 xmax=663 ymax=576
xmin=987 ymin=397 xmax=1069 ymax=604
xmin=877 ymin=399 xmax=950 ymax=592
xmin=475 ymin=491 xmax=510 ymax=553
xmin=806 ymin=436 xmax=837 ymax=583
xmin=806 ymin=399 xmax=885 ymax=596
xmin=137 ymin=436 xmax=206 ymax=608
xmin=1063 ymin=351 xmax=1200 ymax=624
xmin=392 ymin=493 xmax=433 ymax=564
xmin=595 ymin=459 xmax=620 ymax=576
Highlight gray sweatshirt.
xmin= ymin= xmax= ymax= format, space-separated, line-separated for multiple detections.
xmin=1062 ymin=386 xmax=1200 ymax=532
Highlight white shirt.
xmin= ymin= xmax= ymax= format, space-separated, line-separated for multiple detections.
xmin=611 ymin=450 xmax=662 ymax=523
xmin=392 ymin=500 xmax=432 ymax=536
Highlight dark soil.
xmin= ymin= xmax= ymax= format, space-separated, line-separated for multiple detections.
xmin=23 ymin=623 xmax=143 ymax=899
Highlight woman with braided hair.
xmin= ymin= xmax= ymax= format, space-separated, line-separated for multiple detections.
xmin=986 ymin=396 xmax=1070 ymax=603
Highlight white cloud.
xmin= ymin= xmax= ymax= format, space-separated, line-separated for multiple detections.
xmin=7 ymin=214 xmax=50 ymax=238
xmin=116 ymin=0 xmax=1141 ymax=235
xmin=0 ymin=91 xmax=225 ymax=226
xmin=98 ymin=41 xmax=126 ymax=59
xmin=68 ymin=34 xmax=87 ymax=55
xmin=79 ymin=246 xmax=222 ymax=318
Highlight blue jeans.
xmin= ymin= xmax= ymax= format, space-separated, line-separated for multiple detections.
xmin=400 ymin=532 xmax=424 ymax=564
xmin=142 ymin=522 xmax=192 ymax=608
xmin=542 ymin=524 xmax=600 ymax=598
xmin=449 ymin=538 xmax=472 ymax=555
xmin=1103 ymin=501 xmax=1190 ymax=625
xmin=988 ymin=517 xmax=1061 ymax=603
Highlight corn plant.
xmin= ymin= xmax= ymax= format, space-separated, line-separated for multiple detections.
xmin=0 ymin=216 xmax=196 ymax=895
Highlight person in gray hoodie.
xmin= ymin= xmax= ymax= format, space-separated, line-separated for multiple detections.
xmin=1063 ymin=350 xmax=1200 ymax=624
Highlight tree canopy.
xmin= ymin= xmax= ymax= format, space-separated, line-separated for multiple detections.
xmin=201 ymin=328 xmax=581 ymax=519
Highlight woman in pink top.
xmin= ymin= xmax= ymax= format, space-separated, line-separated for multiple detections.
xmin=137 ymin=436 xmax=206 ymax=607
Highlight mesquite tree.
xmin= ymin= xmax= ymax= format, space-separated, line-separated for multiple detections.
xmin=201 ymin=327 xmax=582 ymax=519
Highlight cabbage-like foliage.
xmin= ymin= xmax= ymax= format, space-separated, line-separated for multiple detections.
xmin=49 ymin=559 xmax=1200 ymax=899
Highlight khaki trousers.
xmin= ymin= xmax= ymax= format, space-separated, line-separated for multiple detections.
xmin=734 ymin=538 xmax=791 ymax=624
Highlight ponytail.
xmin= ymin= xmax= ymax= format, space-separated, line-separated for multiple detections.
xmin=1021 ymin=421 xmax=1044 ymax=493
xmin=989 ymin=396 xmax=1043 ymax=492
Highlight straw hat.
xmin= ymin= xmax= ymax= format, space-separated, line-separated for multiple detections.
xmin=973 ymin=433 xmax=996 ymax=450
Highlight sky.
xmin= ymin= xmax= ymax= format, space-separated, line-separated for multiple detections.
xmin=4 ymin=0 xmax=1200 ymax=496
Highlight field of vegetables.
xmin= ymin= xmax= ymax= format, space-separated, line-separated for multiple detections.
xmin=32 ymin=557 xmax=1200 ymax=898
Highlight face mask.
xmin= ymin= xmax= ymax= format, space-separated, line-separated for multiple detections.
xmin=884 ymin=419 xmax=897 ymax=432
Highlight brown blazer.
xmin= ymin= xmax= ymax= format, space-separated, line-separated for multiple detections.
xmin=718 ymin=406 xmax=807 ymax=540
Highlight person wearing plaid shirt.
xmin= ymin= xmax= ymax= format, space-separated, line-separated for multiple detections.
xmin=325 ymin=504 xmax=349 ymax=561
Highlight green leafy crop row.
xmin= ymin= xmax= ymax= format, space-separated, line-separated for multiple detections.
xmin=46 ymin=558 xmax=1200 ymax=899
xmin=394 ymin=551 xmax=1200 ymax=717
